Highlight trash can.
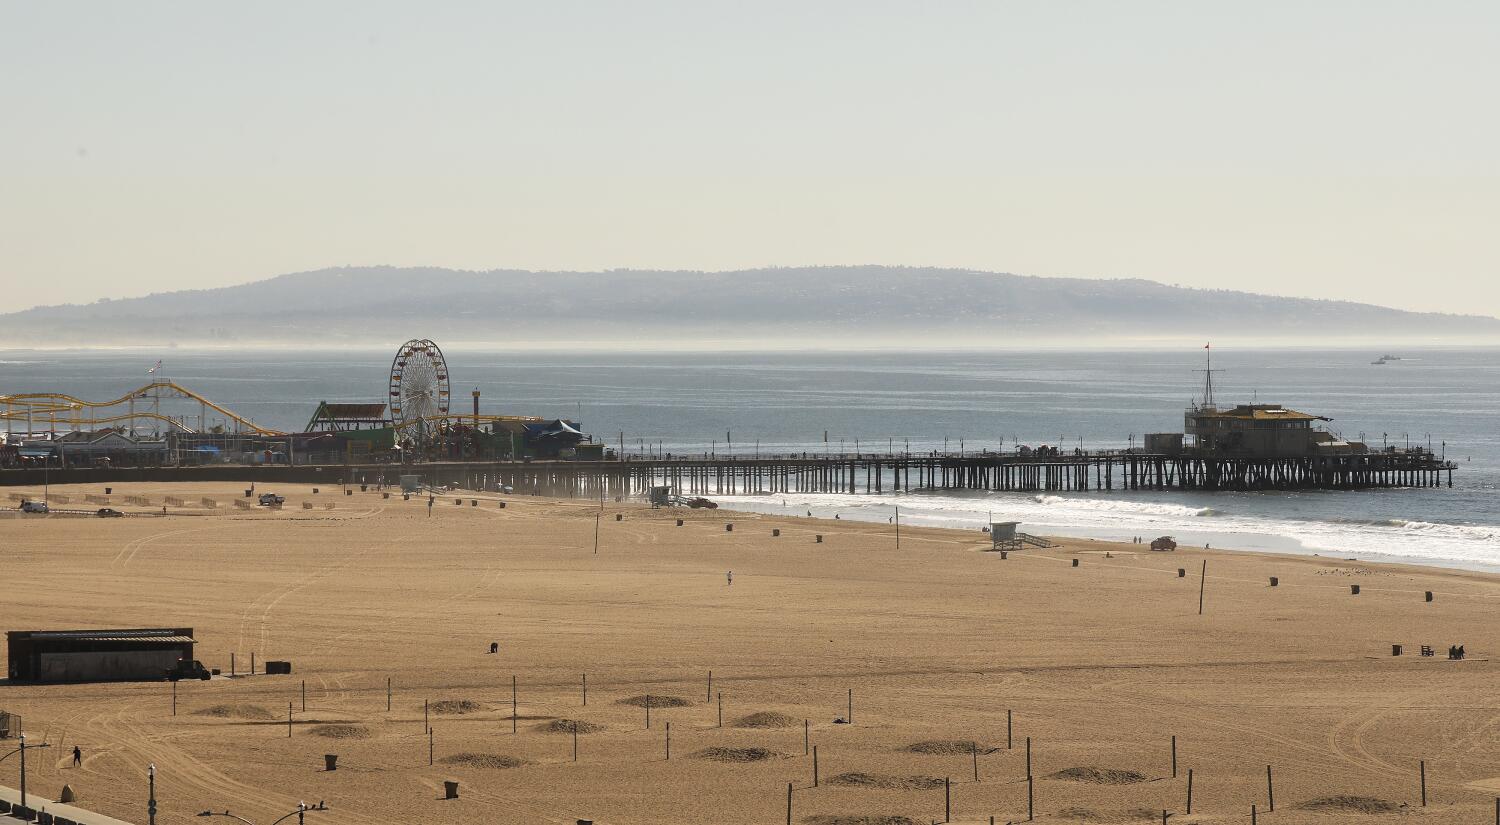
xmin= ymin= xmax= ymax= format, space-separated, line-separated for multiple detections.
xmin=725 ymin=523 xmax=733 ymax=532
xmin=615 ymin=513 xmax=622 ymax=521
xmin=1071 ymin=558 xmax=1079 ymax=567
xmin=1269 ymin=577 xmax=1279 ymax=587
xmin=1392 ymin=644 xmax=1402 ymax=656
xmin=815 ymin=534 xmax=823 ymax=543
xmin=104 ymin=487 xmax=112 ymax=495
xmin=1425 ymin=591 xmax=1433 ymax=602
xmin=325 ymin=754 xmax=338 ymax=771
xmin=1351 ymin=584 xmax=1360 ymax=595
xmin=1177 ymin=568 xmax=1185 ymax=578
xmin=999 ymin=550 xmax=1008 ymax=559
xmin=444 ymin=780 xmax=459 ymax=799
xmin=772 ymin=528 xmax=780 ymax=537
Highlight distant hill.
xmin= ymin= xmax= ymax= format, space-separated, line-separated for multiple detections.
xmin=3 ymin=266 xmax=1496 ymax=348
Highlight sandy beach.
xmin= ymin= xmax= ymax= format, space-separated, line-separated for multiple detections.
xmin=3 ymin=481 xmax=1499 ymax=824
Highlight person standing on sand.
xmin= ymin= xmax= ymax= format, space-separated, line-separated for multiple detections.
xmin=73 ymin=745 xmax=81 ymax=766
xmin=726 ymin=571 xmax=733 ymax=586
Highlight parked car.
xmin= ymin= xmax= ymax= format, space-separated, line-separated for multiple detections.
xmin=166 ymin=659 xmax=212 ymax=681
xmin=96 ymin=507 xmax=124 ymax=518
xmin=1150 ymin=535 xmax=1178 ymax=551
xmin=20 ymin=499 xmax=48 ymax=513
xmin=257 ymin=493 xmax=285 ymax=506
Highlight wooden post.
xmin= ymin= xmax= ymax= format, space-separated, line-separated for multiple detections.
xmin=813 ymin=744 xmax=819 ymax=787
xmin=1420 ymin=759 xmax=1426 ymax=806
xmin=428 ymin=728 xmax=433 ymax=766
xmin=945 ymin=776 xmax=951 ymax=822
xmin=1186 ymin=767 xmax=1193 ymax=813
xmin=1198 ymin=559 xmax=1207 ymax=615
xmin=583 ymin=673 xmax=587 ymax=706
xmin=572 ymin=720 xmax=578 ymax=762
xmin=172 ymin=680 xmax=177 ymax=716
xmin=1267 ymin=764 xmax=1274 ymax=811
xmin=646 ymin=694 xmax=652 ymax=729
xmin=786 ymin=782 xmax=793 ymax=825
xmin=424 ymin=699 xmax=429 ymax=732
xmin=804 ymin=719 xmax=809 ymax=754
xmin=1252 ymin=803 xmax=1257 ymax=825
xmin=707 ymin=670 xmax=712 ymax=702
xmin=1026 ymin=736 xmax=1031 ymax=778
xmin=251 ymin=651 xmax=256 ymax=675
xmin=512 ymin=675 xmax=518 ymax=734
xmin=301 ymin=679 xmax=306 ymax=712
xmin=1027 ymin=774 xmax=1034 ymax=821
xmin=847 ymin=688 xmax=853 ymax=724
xmin=1007 ymin=709 xmax=1012 ymax=749
xmin=1172 ymin=735 xmax=1177 ymax=778
xmin=288 ymin=702 xmax=293 ymax=738
xmin=387 ymin=676 xmax=391 ymax=711
xmin=717 ymin=691 xmax=722 ymax=727
xmin=594 ymin=513 xmax=600 ymax=554
xmin=972 ymin=740 xmax=979 ymax=781
xmin=231 ymin=652 xmax=235 ymax=677
xmin=665 ymin=722 xmax=671 ymax=760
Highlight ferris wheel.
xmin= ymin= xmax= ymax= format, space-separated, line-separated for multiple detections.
xmin=389 ymin=339 xmax=451 ymax=432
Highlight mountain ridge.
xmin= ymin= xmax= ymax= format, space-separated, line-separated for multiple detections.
xmin=3 ymin=265 xmax=1495 ymax=347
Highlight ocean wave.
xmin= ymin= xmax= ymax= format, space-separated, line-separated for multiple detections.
xmin=712 ymin=491 xmax=1500 ymax=572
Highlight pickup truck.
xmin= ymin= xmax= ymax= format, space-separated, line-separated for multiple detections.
xmin=257 ymin=493 xmax=286 ymax=506
xmin=96 ymin=507 xmax=124 ymax=518
xmin=20 ymin=499 xmax=48 ymax=513
xmin=167 ymin=659 xmax=212 ymax=681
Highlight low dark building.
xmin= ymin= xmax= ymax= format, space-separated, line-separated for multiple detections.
xmin=7 ymin=628 xmax=196 ymax=682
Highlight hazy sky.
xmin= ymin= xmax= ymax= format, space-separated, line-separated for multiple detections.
xmin=3 ymin=2 xmax=1497 ymax=315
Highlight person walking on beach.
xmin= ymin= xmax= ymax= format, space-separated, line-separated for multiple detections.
xmin=726 ymin=570 xmax=733 ymax=587
xmin=72 ymin=745 xmax=81 ymax=766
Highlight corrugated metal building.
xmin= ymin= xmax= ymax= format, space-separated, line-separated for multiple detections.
xmin=6 ymin=628 xmax=196 ymax=682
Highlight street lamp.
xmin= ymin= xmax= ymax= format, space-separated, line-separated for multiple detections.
xmin=1 ymin=734 xmax=50 ymax=808
xmin=198 ymin=801 xmax=329 ymax=825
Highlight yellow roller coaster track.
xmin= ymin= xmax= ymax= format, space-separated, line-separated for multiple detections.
xmin=0 ymin=381 xmax=283 ymax=436
xmin=1 ymin=381 xmax=544 ymax=437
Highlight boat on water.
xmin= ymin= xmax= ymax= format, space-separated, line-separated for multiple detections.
xmin=1371 ymin=354 xmax=1403 ymax=365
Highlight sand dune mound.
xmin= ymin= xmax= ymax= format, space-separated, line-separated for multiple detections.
xmin=618 ymin=694 xmax=693 ymax=708
xmin=1049 ymin=767 xmax=1148 ymax=785
xmin=826 ymin=773 xmax=944 ymax=790
xmin=1055 ymin=808 xmax=1101 ymax=821
xmin=440 ymin=752 xmax=527 ymax=769
xmin=193 ymin=704 xmax=275 ymax=720
xmin=430 ymin=699 xmax=483 ymax=714
xmin=307 ymin=724 xmax=372 ymax=739
xmin=804 ymin=817 xmax=917 ymax=825
xmin=695 ymin=747 xmax=784 ymax=762
xmin=539 ymin=719 xmax=606 ymax=734
xmin=736 ymin=711 xmax=799 ymax=728
xmin=1297 ymin=796 xmax=1403 ymax=814
xmin=906 ymin=740 xmax=984 ymax=755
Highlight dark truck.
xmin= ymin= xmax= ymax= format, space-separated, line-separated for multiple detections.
xmin=167 ymin=659 xmax=212 ymax=681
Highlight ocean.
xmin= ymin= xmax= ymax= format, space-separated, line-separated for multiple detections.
xmin=2 ymin=346 xmax=1496 ymax=570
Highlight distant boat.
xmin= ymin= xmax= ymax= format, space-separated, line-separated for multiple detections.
xmin=1371 ymin=354 xmax=1403 ymax=365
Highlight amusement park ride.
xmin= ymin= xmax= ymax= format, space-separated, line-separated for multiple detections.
xmin=0 ymin=340 xmax=547 ymax=458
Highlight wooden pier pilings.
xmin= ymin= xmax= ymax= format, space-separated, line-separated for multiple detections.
xmin=448 ymin=451 xmax=1455 ymax=499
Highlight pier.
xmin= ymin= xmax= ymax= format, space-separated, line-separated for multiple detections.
xmin=450 ymin=449 xmax=1454 ymax=499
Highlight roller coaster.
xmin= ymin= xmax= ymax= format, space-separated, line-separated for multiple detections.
xmin=0 ymin=381 xmax=281 ymax=437
xmin=0 ymin=381 xmax=543 ymax=439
